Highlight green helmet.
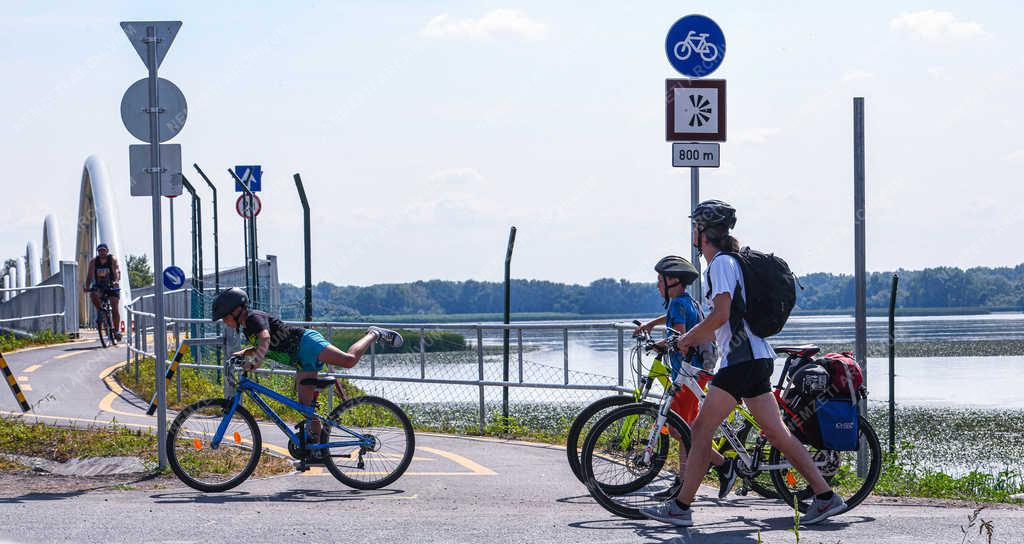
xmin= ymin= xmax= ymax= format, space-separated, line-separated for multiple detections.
xmin=654 ymin=255 xmax=699 ymax=284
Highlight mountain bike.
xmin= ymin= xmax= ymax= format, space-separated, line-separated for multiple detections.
xmin=93 ymin=288 xmax=117 ymax=348
xmin=579 ymin=341 xmax=881 ymax=519
xmin=166 ymin=356 xmax=415 ymax=492
xmin=566 ymin=321 xmax=777 ymax=499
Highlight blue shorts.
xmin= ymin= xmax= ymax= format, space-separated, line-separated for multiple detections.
xmin=295 ymin=329 xmax=330 ymax=372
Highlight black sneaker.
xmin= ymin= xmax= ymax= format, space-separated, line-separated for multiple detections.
xmin=715 ymin=458 xmax=738 ymax=499
xmin=368 ymin=326 xmax=404 ymax=348
xmin=652 ymin=476 xmax=684 ymax=501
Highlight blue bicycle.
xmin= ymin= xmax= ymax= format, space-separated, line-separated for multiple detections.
xmin=166 ymin=357 xmax=415 ymax=492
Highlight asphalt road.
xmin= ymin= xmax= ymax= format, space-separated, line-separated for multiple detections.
xmin=1 ymin=339 xmax=1022 ymax=543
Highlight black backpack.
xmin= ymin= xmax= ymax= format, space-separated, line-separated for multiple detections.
xmin=708 ymin=247 xmax=797 ymax=338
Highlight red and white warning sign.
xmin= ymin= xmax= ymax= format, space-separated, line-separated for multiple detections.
xmin=235 ymin=194 xmax=262 ymax=218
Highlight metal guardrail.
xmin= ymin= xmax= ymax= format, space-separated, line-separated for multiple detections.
xmin=0 ymin=284 xmax=67 ymax=333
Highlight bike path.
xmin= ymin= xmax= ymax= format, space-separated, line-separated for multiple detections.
xmin=2 ymin=341 xmax=1024 ymax=542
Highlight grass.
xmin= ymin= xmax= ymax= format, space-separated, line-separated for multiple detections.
xmin=0 ymin=415 xmax=155 ymax=464
xmin=0 ymin=414 xmax=292 ymax=478
xmin=0 ymin=330 xmax=70 ymax=353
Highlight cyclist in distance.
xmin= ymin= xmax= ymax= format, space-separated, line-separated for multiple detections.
xmin=211 ymin=287 xmax=404 ymax=463
xmin=641 ymin=200 xmax=844 ymax=527
xmin=84 ymin=243 xmax=122 ymax=340
xmin=634 ymin=255 xmax=736 ymax=501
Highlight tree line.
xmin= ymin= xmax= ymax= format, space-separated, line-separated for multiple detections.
xmin=277 ymin=264 xmax=1024 ymax=320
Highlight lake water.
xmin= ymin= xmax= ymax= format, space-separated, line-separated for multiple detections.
xmin=375 ymin=313 xmax=1024 ymax=410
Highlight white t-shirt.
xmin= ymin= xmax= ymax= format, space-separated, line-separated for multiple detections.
xmin=705 ymin=252 xmax=776 ymax=368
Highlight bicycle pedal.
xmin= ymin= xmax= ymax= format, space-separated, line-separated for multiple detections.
xmin=292 ymin=460 xmax=310 ymax=472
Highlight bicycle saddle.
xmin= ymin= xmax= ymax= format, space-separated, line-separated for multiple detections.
xmin=299 ymin=377 xmax=336 ymax=390
xmin=775 ymin=344 xmax=820 ymax=357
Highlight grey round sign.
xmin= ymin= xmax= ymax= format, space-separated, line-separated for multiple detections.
xmin=120 ymin=77 xmax=187 ymax=143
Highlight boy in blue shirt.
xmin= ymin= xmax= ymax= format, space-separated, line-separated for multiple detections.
xmin=636 ymin=256 xmax=735 ymax=500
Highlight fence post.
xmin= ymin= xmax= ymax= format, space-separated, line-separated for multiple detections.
xmin=888 ymin=273 xmax=899 ymax=454
xmin=59 ymin=261 xmax=78 ymax=337
xmin=419 ymin=327 xmax=426 ymax=380
xmin=125 ymin=311 xmax=132 ymax=373
xmin=477 ymin=327 xmax=485 ymax=434
xmin=617 ymin=328 xmax=624 ymax=388
xmin=517 ymin=328 xmax=523 ymax=384
xmin=563 ymin=329 xmax=569 ymax=386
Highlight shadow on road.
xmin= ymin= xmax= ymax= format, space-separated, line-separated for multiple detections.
xmin=567 ymin=510 xmax=874 ymax=543
xmin=150 ymin=487 xmax=408 ymax=504
xmin=555 ymin=493 xmax=597 ymax=505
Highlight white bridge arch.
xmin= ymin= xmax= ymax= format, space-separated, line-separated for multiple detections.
xmin=74 ymin=155 xmax=132 ymax=329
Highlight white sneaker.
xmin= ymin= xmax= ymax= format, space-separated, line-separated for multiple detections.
xmin=801 ymin=493 xmax=846 ymax=525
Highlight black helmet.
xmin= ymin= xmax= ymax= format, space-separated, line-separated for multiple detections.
xmin=689 ymin=199 xmax=737 ymax=229
xmin=211 ymin=287 xmax=248 ymax=321
xmin=654 ymin=255 xmax=699 ymax=284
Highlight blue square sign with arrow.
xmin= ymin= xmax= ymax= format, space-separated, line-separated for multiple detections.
xmin=234 ymin=165 xmax=262 ymax=192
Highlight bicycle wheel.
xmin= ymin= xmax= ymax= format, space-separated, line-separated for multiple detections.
xmin=566 ymin=395 xmax=636 ymax=484
xmin=166 ymin=398 xmax=262 ymax=492
xmin=106 ymin=313 xmax=118 ymax=347
xmin=97 ymin=313 xmax=109 ymax=348
xmin=323 ymin=395 xmax=415 ymax=490
xmin=580 ymin=403 xmax=691 ymax=519
xmin=768 ymin=416 xmax=882 ymax=513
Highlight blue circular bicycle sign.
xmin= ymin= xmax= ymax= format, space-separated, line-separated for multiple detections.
xmin=664 ymin=14 xmax=726 ymax=77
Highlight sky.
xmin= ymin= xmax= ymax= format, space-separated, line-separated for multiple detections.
xmin=0 ymin=1 xmax=1021 ymax=287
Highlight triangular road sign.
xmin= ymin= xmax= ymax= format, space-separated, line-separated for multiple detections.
xmin=120 ymin=21 xmax=182 ymax=71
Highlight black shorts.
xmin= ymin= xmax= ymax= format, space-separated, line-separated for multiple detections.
xmin=91 ymin=286 xmax=120 ymax=298
xmin=710 ymin=358 xmax=774 ymax=402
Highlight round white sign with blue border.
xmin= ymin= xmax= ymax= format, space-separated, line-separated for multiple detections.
xmin=664 ymin=15 xmax=726 ymax=78
xmin=163 ymin=266 xmax=186 ymax=290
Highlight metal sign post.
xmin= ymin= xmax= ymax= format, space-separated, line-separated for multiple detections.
xmin=853 ymin=97 xmax=868 ymax=477
xmin=121 ymin=20 xmax=184 ymax=470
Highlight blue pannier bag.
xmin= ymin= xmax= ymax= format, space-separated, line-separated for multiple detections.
xmin=814 ymin=397 xmax=859 ymax=451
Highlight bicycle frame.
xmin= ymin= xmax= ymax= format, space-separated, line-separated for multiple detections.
xmin=210 ymin=373 xmax=372 ymax=452
xmin=639 ymin=349 xmax=828 ymax=474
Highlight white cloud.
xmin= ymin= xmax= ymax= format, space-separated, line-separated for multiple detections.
xmin=1005 ymin=150 xmax=1024 ymax=162
xmin=889 ymin=10 xmax=988 ymax=41
xmin=733 ymin=127 xmax=782 ymax=145
xmin=841 ymin=69 xmax=874 ymax=82
xmin=420 ymin=9 xmax=547 ymax=41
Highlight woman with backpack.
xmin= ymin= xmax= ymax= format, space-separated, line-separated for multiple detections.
xmin=641 ymin=200 xmax=845 ymax=527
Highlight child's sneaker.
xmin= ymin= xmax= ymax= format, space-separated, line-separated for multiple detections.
xmin=368 ymin=326 xmax=404 ymax=348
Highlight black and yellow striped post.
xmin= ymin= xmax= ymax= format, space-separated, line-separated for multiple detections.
xmin=147 ymin=348 xmax=185 ymax=415
xmin=0 ymin=353 xmax=31 ymax=412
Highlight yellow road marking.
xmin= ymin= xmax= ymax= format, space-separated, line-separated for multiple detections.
xmin=98 ymin=360 xmax=144 ymax=418
xmin=23 ymin=365 xmax=42 ymax=373
xmin=20 ymin=384 xmax=32 ymax=391
xmin=17 ymin=376 xmax=29 ymax=382
xmin=419 ymin=446 xmax=497 ymax=475
xmin=300 ymin=446 xmax=496 ymax=477
xmin=55 ymin=350 xmax=88 ymax=360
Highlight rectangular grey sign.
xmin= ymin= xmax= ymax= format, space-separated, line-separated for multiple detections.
xmin=672 ymin=142 xmax=720 ymax=167
xmin=129 ymin=144 xmax=182 ymax=196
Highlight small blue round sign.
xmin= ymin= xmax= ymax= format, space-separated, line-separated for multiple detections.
xmin=664 ymin=15 xmax=726 ymax=78
xmin=163 ymin=266 xmax=186 ymax=290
